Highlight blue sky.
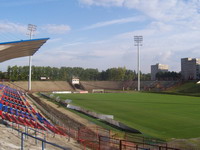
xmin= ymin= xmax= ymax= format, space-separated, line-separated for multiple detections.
xmin=0 ymin=0 xmax=200 ymax=73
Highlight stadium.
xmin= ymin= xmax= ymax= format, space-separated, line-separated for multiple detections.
xmin=1 ymin=1 xmax=200 ymax=150
xmin=0 ymin=4 xmax=200 ymax=150
xmin=0 ymin=37 xmax=199 ymax=150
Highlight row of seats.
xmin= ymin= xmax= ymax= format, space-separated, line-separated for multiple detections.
xmin=3 ymin=88 xmax=21 ymax=100
xmin=1 ymin=99 xmax=29 ymax=113
xmin=0 ymin=103 xmax=34 ymax=120
xmin=0 ymin=110 xmax=46 ymax=130
xmin=0 ymin=84 xmax=66 ymax=136
xmin=0 ymin=86 xmax=46 ymax=130
xmin=2 ymin=95 xmax=25 ymax=105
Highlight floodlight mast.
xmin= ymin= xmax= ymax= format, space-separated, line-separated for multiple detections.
xmin=134 ymin=36 xmax=143 ymax=91
xmin=27 ymin=24 xmax=37 ymax=91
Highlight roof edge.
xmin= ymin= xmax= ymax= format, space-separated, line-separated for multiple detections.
xmin=0 ymin=38 xmax=50 ymax=45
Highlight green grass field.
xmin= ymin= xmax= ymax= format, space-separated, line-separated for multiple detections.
xmin=55 ymin=92 xmax=200 ymax=140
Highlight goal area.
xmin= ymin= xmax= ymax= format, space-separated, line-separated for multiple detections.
xmin=92 ymin=89 xmax=104 ymax=93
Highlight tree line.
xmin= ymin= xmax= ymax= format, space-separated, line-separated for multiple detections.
xmin=0 ymin=66 xmax=151 ymax=81
xmin=156 ymin=71 xmax=181 ymax=80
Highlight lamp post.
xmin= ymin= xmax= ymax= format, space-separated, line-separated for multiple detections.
xmin=27 ymin=24 xmax=37 ymax=91
xmin=134 ymin=36 xmax=143 ymax=91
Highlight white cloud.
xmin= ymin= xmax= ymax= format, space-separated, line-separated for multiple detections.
xmin=154 ymin=51 xmax=173 ymax=63
xmin=79 ymin=0 xmax=200 ymax=22
xmin=42 ymin=24 xmax=71 ymax=34
xmin=123 ymin=0 xmax=199 ymax=22
xmin=0 ymin=21 xmax=26 ymax=33
xmin=83 ymin=16 xmax=146 ymax=30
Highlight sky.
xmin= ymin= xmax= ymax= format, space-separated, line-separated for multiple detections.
xmin=0 ymin=0 xmax=200 ymax=73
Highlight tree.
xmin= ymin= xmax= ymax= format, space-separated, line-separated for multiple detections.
xmin=5 ymin=65 xmax=152 ymax=81
xmin=156 ymin=71 xmax=181 ymax=80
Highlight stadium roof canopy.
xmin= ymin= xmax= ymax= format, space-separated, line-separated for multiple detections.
xmin=0 ymin=38 xmax=49 ymax=62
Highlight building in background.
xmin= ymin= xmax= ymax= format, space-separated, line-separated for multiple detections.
xmin=181 ymin=58 xmax=200 ymax=80
xmin=151 ymin=63 xmax=169 ymax=80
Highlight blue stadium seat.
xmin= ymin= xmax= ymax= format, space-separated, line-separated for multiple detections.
xmin=4 ymin=106 xmax=8 ymax=112
xmin=0 ymin=103 xmax=2 ymax=110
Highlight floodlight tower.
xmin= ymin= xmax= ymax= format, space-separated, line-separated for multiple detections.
xmin=27 ymin=24 xmax=37 ymax=91
xmin=134 ymin=36 xmax=143 ymax=91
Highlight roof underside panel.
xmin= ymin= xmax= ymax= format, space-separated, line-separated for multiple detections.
xmin=0 ymin=38 xmax=49 ymax=63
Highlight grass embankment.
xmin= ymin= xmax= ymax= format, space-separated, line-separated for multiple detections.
xmin=165 ymin=81 xmax=200 ymax=96
xmin=55 ymin=92 xmax=200 ymax=140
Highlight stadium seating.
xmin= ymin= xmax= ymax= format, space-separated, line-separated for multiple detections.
xmin=0 ymin=84 xmax=65 ymax=136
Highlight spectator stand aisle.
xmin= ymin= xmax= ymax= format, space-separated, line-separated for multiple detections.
xmin=0 ymin=84 xmax=67 ymax=136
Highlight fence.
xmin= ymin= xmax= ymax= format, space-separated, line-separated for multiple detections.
xmin=99 ymin=136 xmax=180 ymax=150
xmin=125 ymin=133 xmax=167 ymax=146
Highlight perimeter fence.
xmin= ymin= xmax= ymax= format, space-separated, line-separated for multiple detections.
xmin=99 ymin=136 xmax=180 ymax=150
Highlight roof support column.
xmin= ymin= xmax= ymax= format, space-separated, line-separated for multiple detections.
xmin=28 ymin=56 xmax=32 ymax=91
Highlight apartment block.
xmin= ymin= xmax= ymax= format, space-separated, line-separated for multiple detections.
xmin=181 ymin=58 xmax=200 ymax=80
xmin=151 ymin=63 xmax=169 ymax=80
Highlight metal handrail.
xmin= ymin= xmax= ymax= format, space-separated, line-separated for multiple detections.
xmin=0 ymin=119 xmax=71 ymax=150
xmin=21 ymin=131 xmax=71 ymax=150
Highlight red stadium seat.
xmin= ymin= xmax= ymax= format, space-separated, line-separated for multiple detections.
xmin=31 ymin=108 xmax=36 ymax=114
xmin=18 ymin=116 xmax=27 ymax=126
xmin=0 ymin=110 xmax=2 ymax=118
xmin=11 ymin=115 xmax=20 ymax=124
xmin=9 ymin=103 xmax=12 ymax=107
xmin=30 ymin=120 xmax=37 ymax=128
xmin=5 ymin=113 xmax=12 ymax=122
xmin=24 ymin=118 xmax=34 ymax=128
xmin=37 ymin=122 xmax=46 ymax=130
xmin=1 ymin=113 xmax=5 ymax=120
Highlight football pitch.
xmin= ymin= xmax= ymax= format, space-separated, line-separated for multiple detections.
xmin=55 ymin=92 xmax=200 ymax=140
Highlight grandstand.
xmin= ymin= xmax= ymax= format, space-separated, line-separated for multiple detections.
xmin=12 ymin=81 xmax=74 ymax=92
xmin=81 ymin=81 xmax=179 ymax=92
xmin=26 ymin=80 xmax=179 ymax=93
xmin=0 ymin=84 xmax=67 ymax=133
xmin=81 ymin=81 xmax=124 ymax=91
xmin=0 ymin=38 xmax=83 ymax=149
xmin=5 ymin=80 xmax=179 ymax=93
xmin=122 ymin=81 xmax=179 ymax=91
xmin=0 ymin=84 xmax=81 ymax=149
